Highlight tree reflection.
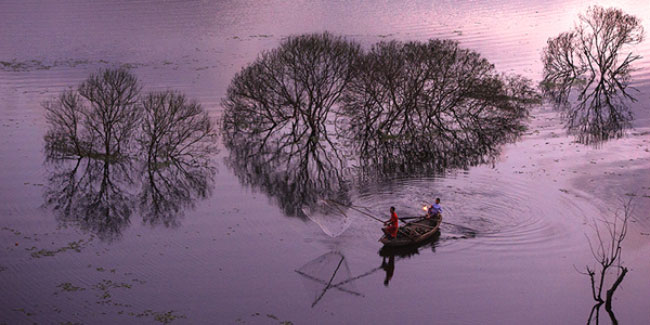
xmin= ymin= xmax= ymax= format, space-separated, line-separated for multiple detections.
xmin=223 ymin=130 xmax=350 ymax=217
xmin=139 ymin=156 xmax=214 ymax=227
xmin=45 ymin=158 xmax=136 ymax=241
xmin=222 ymin=34 xmax=538 ymax=215
xmin=43 ymin=70 xmax=217 ymax=240
xmin=542 ymin=6 xmax=645 ymax=145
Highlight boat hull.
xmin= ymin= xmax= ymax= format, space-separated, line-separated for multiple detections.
xmin=379 ymin=215 xmax=442 ymax=247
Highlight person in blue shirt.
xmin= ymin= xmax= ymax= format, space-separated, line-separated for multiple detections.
xmin=427 ymin=198 xmax=442 ymax=219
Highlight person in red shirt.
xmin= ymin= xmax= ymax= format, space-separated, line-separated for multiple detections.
xmin=382 ymin=207 xmax=399 ymax=239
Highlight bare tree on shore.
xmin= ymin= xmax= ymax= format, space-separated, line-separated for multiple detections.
xmin=542 ymin=6 xmax=645 ymax=145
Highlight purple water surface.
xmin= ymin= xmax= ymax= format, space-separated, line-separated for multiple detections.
xmin=1 ymin=0 xmax=649 ymax=324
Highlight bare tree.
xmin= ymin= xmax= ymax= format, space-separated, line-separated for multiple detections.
xmin=222 ymin=32 xmax=361 ymax=169
xmin=140 ymin=91 xmax=217 ymax=165
xmin=582 ymin=199 xmax=634 ymax=324
xmin=44 ymin=68 xmax=142 ymax=159
xmin=339 ymin=40 xmax=538 ymax=174
xmin=542 ymin=6 xmax=645 ymax=145
xmin=79 ymin=68 xmax=142 ymax=159
xmin=138 ymin=91 xmax=217 ymax=226
xmin=221 ymin=32 xmax=360 ymax=216
xmin=44 ymin=90 xmax=85 ymax=157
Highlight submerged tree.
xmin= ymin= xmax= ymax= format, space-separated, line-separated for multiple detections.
xmin=222 ymin=33 xmax=360 ymax=216
xmin=44 ymin=68 xmax=142 ymax=159
xmin=222 ymin=33 xmax=541 ymax=217
xmin=339 ymin=39 xmax=538 ymax=176
xmin=138 ymin=91 xmax=218 ymax=226
xmin=43 ymin=69 xmax=217 ymax=239
xmin=542 ymin=6 xmax=645 ymax=144
xmin=79 ymin=69 xmax=142 ymax=158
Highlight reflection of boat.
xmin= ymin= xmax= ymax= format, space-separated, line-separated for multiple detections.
xmin=379 ymin=216 xmax=442 ymax=247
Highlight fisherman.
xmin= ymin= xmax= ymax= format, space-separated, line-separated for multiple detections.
xmin=382 ymin=207 xmax=399 ymax=239
xmin=427 ymin=198 xmax=442 ymax=219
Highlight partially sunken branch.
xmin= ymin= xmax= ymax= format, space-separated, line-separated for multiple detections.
xmin=582 ymin=198 xmax=633 ymax=324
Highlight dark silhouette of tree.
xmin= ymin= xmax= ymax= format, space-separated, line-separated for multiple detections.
xmin=138 ymin=91 xmax=217 ymax=226
xmin=222 ymin=32 xmax=360 ymax=167
xmin=79 ymin=69 xmax=142 ymax=158
xmin=222 ymin=34 xmax=540 ymax=217
xmin=44 ymin=68 xmax=142 ymax=159
xmin=542 ymin=6 xmax=645 ymax=145
xmin=582 ymin=199 xmax=633 ymax=325
xmin=43 ymin=91 xmax=85 ymax=158
xmin=222 ymin=32 xmax=360 ymax=216
xmin=339 ymin=40 xmax=538 ymax=177
xmin=140 ymin=91 xmax=217 ymax=164
xmin=43 ymin=70 xmax=217 ymax=240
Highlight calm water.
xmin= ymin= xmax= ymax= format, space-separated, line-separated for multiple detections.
xmin=1 ymin=0 xmax=650 ymax=324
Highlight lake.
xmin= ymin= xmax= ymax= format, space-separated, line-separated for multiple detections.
xmin=1 ymin=0 xmax=649 ymax=324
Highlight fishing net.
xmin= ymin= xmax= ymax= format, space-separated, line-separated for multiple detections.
xmin=302 ymin=201 xmax=352 ymax=237
xmin=295 ymin=251 xmax=360 ymax=307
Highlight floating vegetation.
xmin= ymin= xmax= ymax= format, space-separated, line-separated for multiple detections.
xmin=127 ymin=310 xmax=186 ymax=324
xmin=56 ymin=282 xmax=86 ymax=293
xmin=1 ymin=226 xmax=22 ymax=236
xmin=0 ymin=59 xmax=51 ymax=71
xmin=29 ymin=239 xmax=89 ymax=258
xmin=12 ymin=307 xmax=35 ymax=317
xmin=92 ymin=279 xmax=133 ymax=303
xmin=245 ymin=312 xmax=293 ymax=324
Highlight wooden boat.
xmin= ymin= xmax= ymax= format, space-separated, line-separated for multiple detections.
xmin=379 ymin=215 xmax=442 ymax=247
